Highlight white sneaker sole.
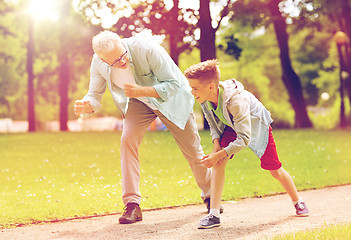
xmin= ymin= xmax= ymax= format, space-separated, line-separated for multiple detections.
xmin=296 ymin=212 xmax=310 ymax=217
xmin=198 ymin=223 xmax=221 ymax=229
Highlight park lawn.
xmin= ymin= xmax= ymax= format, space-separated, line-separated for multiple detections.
xmin=271 ymin=222 xmax=351 ymax=240
xmin=0 ymin=129 xmax=351 ymax=228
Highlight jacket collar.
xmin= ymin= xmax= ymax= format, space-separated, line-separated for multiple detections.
xmin=220 ymin=79 xmax=244 ymax=104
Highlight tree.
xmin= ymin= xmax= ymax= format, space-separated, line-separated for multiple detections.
xmin=197 ymin=0 xmax=232 ymax=129
xmin=198 ymin=0 xmax=231 ymax=61
xmin=27 ymin=14 xmax=36 ymax=131
xmin=33 ymin=0 xmax=100 ymax=130
xmin=296 ymin=0 xmax=351 ymax=124
xmin=227 ymin=0 xmax=313 ymax=128
xmin=268 ymin=0 xmax=312 ymax=128
xmin=79 ymin=0 xmax=234 ymax=64
xmin=77 ymin=0 xmax=197 ymax=65
xmin=58 ymin=0 xmax=71 ymax=131
xmin=0 ymin=2 xmax=25 ymax=120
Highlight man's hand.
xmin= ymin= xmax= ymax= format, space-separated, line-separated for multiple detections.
xmin=201 ymin=153 xmax=221 ymax=168
xmin=201 ymin=149 xmax=228 ymax=168
xmin=74 ymin=100 xmax=93 ymax=115
xmin=124 ymin=83 xmax=160 ymax=98
xmin=124 ymin=83 xmax=145 ymax=98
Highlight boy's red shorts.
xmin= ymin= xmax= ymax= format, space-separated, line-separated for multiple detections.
xmin=220 ymin=126 xmax=282 ymax=170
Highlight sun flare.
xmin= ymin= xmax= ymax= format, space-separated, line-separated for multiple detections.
xmin=27 ymin=0 xmax=60 ymax=21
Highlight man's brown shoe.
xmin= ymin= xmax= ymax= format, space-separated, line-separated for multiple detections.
xmin=119 ymin=203 xmax=142 ymax=224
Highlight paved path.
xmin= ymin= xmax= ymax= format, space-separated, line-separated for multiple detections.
xmin=1 ymin=185 xmax=351 ymax=240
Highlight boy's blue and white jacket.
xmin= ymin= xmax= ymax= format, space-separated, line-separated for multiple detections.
xmin=201 ymin=79 xmax=273 ymax=158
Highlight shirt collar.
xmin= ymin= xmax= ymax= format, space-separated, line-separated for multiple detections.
xmin=121 ymin=40 xmax=133 ymax=66
xmin=208 ymin=86 xmax=223 ymax=111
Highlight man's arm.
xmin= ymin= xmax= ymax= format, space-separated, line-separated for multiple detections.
xmin=124 ymin=83 xmax=160 ymax=98
xmin=145 ymin=43 xmax=181 ymax=101
xmin=78 ymin=55 xmax=107 ymax=117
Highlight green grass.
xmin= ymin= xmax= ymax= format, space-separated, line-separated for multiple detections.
xmin=270 ymin=222 xmax=351 ymax=240
xmin=0 ymin=129 xmax=351 ymax=228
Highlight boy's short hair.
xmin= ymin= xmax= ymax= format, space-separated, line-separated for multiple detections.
xmin=184 ymin=59 xmax=220 ymax=84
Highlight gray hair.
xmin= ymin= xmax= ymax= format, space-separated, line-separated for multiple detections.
xmin=92 ymin=30 xmax=121 ymax=53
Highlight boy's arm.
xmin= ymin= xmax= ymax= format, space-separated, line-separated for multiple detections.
xmin=201 ymin=103 xmax=223 ymax=141
xmin=212 ymin=138 xmax=222 ymax=153
xmin=223 ymin=95 xmax=251 ymax=156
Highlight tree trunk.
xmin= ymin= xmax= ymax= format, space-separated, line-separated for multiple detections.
xmin=169 ymin=35 xmax=179 ymax=65
xmin=169 ymin=0 xmax=180 ymax=65
xmin=268 ymin=0 xmax=313 ymax=128
xmin=336 ymin=44 xmax=347 ymax=128
xmin=341 ymin=0 xmax=351 ymax=123
xmin=59 ymin=0 xmax=70 ymax=131
xmin=198 ymin=0 xmax=217 ymax=129
xmin=199 ymin=0 xmax=217 ymax=62
xmin=27 ymin=15 xmax=36 ymax=132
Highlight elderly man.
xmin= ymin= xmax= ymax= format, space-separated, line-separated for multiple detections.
xmin=74 ymin=31 xmax=212 ymax=224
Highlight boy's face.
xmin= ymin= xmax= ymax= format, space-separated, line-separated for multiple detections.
xmin=188 ymin=78 xmax=212 ymax=104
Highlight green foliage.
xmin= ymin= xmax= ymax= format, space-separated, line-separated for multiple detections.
xmin=313 ymin=43 xmax=340 ymax=104
xmin=310 ymin=96 xmax=350 ymax=130
xmin=289 ymin=28 xmax=333 ymax=105
xmin=0 ymin=0 xmax=350 ymax=131
xmin=216 ymin=23 xmax=294 ymax=128
xmin=0 ymin=0 xmax=101 ymax=126
xmin=1 ymin=130 xmax=351 ymax=228
xmin=0 ymin=2 xmax=27 ymax=120
xmin=178 ymin=47 xmax=201 ymax=72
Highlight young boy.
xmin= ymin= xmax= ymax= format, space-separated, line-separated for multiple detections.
xmin=184 ymin=60 xmax=309 ymax=229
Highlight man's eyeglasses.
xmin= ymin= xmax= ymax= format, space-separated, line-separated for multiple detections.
xmin=104 ymin=50 xmax=128 ymax=67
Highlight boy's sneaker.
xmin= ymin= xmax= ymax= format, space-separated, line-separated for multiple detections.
xmin=204 ymin=198 xmax=224 ymax=214
xmin=198 ymin=214 xmax=221 ymax=229
xmin=294 ymin=201 xmax=309 ymax=216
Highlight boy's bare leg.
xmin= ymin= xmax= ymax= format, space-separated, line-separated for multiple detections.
xmin=269 ymin=167 xmax=299 ymax=202
xmin=210 ymin=157 xmax=230 ymax=210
